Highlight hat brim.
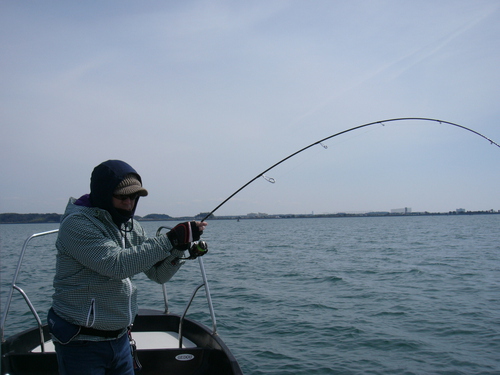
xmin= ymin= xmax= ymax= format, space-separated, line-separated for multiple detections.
xmin=114 ymin=185 xmax=148 ymax=197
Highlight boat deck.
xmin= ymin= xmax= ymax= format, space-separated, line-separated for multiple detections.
xmin=31 ymin=331 xmax=197 ymax=353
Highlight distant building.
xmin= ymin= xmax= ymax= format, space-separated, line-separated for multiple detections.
xmin=391 ymin=207 xmax=412 ymax=214
xmin=456 ymin=208 xmax=466 ymax=214
xmin=246 ymin=212 xmax=269 ymax=218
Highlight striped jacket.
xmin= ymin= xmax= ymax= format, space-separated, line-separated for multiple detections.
xmin=52 ymin=197 xmax=185 ymax=339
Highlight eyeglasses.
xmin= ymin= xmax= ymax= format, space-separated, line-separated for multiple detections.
xmin=113 ymin=193 xmax=139 ymax=201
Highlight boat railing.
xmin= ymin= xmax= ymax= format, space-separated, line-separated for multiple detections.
xmin=155 ymin=226 xmax=218 ymax=345
xmin=1 ymin=227 xmax=218 ymax=350
xmin=0 ymin=229 xmax=59 ymax=348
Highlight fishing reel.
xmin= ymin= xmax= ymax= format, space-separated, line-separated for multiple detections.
xmin=156 ymin=226 xmax=208 ymax=262
xmin=185 ymin=240 xmax=208 ymax=260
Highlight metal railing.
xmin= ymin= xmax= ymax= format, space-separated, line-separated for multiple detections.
xmin=155 ymin=226 xmax=218 ymax=347
xmin=1 ymin=226 xmax=218 ymax=351
xmin=0 ymin=229 xmax=59 ymax=349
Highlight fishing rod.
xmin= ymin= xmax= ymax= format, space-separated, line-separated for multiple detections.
xmin=201 ymin=117 xmax=500 ymax=222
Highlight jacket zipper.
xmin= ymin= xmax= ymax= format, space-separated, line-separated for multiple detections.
xmin=121 ymin=231 xmax=134 ymax=326
xmin=126 ymin=277 xmax=133 ymax=326
xmin=86 ymin=298 xmax=96 ymax=327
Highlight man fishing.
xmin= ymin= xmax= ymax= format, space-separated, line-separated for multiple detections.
xmin=48 ymin=159 xmax=207 ymax=374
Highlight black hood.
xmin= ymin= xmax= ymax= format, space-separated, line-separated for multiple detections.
xmin=89 ymin=160 xmax=143 ymax=226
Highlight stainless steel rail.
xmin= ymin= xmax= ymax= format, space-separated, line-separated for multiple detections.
xmin=0 ymin=229 xmax=59 ymax=347
xmin=155 ymin=225 xmax=218 ymax=346
xmin=1 ymin=226 xmax=218 ymax=351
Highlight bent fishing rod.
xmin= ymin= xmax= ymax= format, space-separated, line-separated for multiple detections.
xmin=201 ymin=117 xmax=500 ymax=222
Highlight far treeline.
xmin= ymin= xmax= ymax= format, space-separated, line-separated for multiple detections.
xmin=1 ymin=211 xmax=499 ymax=224
xmin=0 ymin=213 xmax=62 ymax=224
xmin=0 ymin=213 xmax=179 ymax=224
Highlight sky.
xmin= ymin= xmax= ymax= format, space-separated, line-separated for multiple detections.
xmin=2 ymin=0 xmax=500 ymax=217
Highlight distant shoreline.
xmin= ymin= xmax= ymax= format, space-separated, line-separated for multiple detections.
xmin=1 ymin=210 xmax=499 ymax=224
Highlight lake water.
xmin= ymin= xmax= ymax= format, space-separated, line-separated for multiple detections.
xmin=1 ymin=215 xmax=500 ymax=374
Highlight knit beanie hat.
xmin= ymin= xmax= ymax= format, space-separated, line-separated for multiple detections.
xmin=114 ymin=174 xmax=148 ymax=197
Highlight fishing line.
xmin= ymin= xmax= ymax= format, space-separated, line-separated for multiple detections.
xmin=201 ymin=117 xmax=500 ymax=222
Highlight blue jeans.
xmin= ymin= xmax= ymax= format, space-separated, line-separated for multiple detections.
xmin=54 ymin=333 xmax=134 ymax=375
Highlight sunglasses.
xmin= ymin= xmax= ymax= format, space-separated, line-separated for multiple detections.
xmin=113 ymin=193 xmax=139 ymax=201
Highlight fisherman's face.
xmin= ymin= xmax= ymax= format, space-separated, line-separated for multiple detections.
xmin=112 ymin=193 xmax=138 ymax=212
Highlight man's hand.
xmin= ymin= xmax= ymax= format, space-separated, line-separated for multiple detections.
xmin=167 ymin=221 xmax=207 ymax=250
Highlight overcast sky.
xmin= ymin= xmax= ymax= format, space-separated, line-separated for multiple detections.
xmin=2 ymin=1 xmax=500 ymax=217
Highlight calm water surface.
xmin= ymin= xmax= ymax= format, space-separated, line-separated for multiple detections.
xmin=1 ymin=215 xmax=499 ymax=374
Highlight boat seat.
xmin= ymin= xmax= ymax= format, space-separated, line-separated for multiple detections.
xmin=133 ymin=331 xmax=197 ymax=349
xmin=31 ymin=331 xmax=196 ymax=353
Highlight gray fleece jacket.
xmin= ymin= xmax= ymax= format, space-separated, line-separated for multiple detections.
xmin=51 ymin=161 xmax=185 ymax=340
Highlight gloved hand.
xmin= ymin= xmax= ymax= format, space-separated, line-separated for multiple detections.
xmin=167 ymin=221 xmax=203 ymax=250
xmin=187 ymin=241 xmax=208 ymax=259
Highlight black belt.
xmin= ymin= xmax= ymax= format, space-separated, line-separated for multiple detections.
xmin=79 ymin=326 xmax=125 ymax=338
